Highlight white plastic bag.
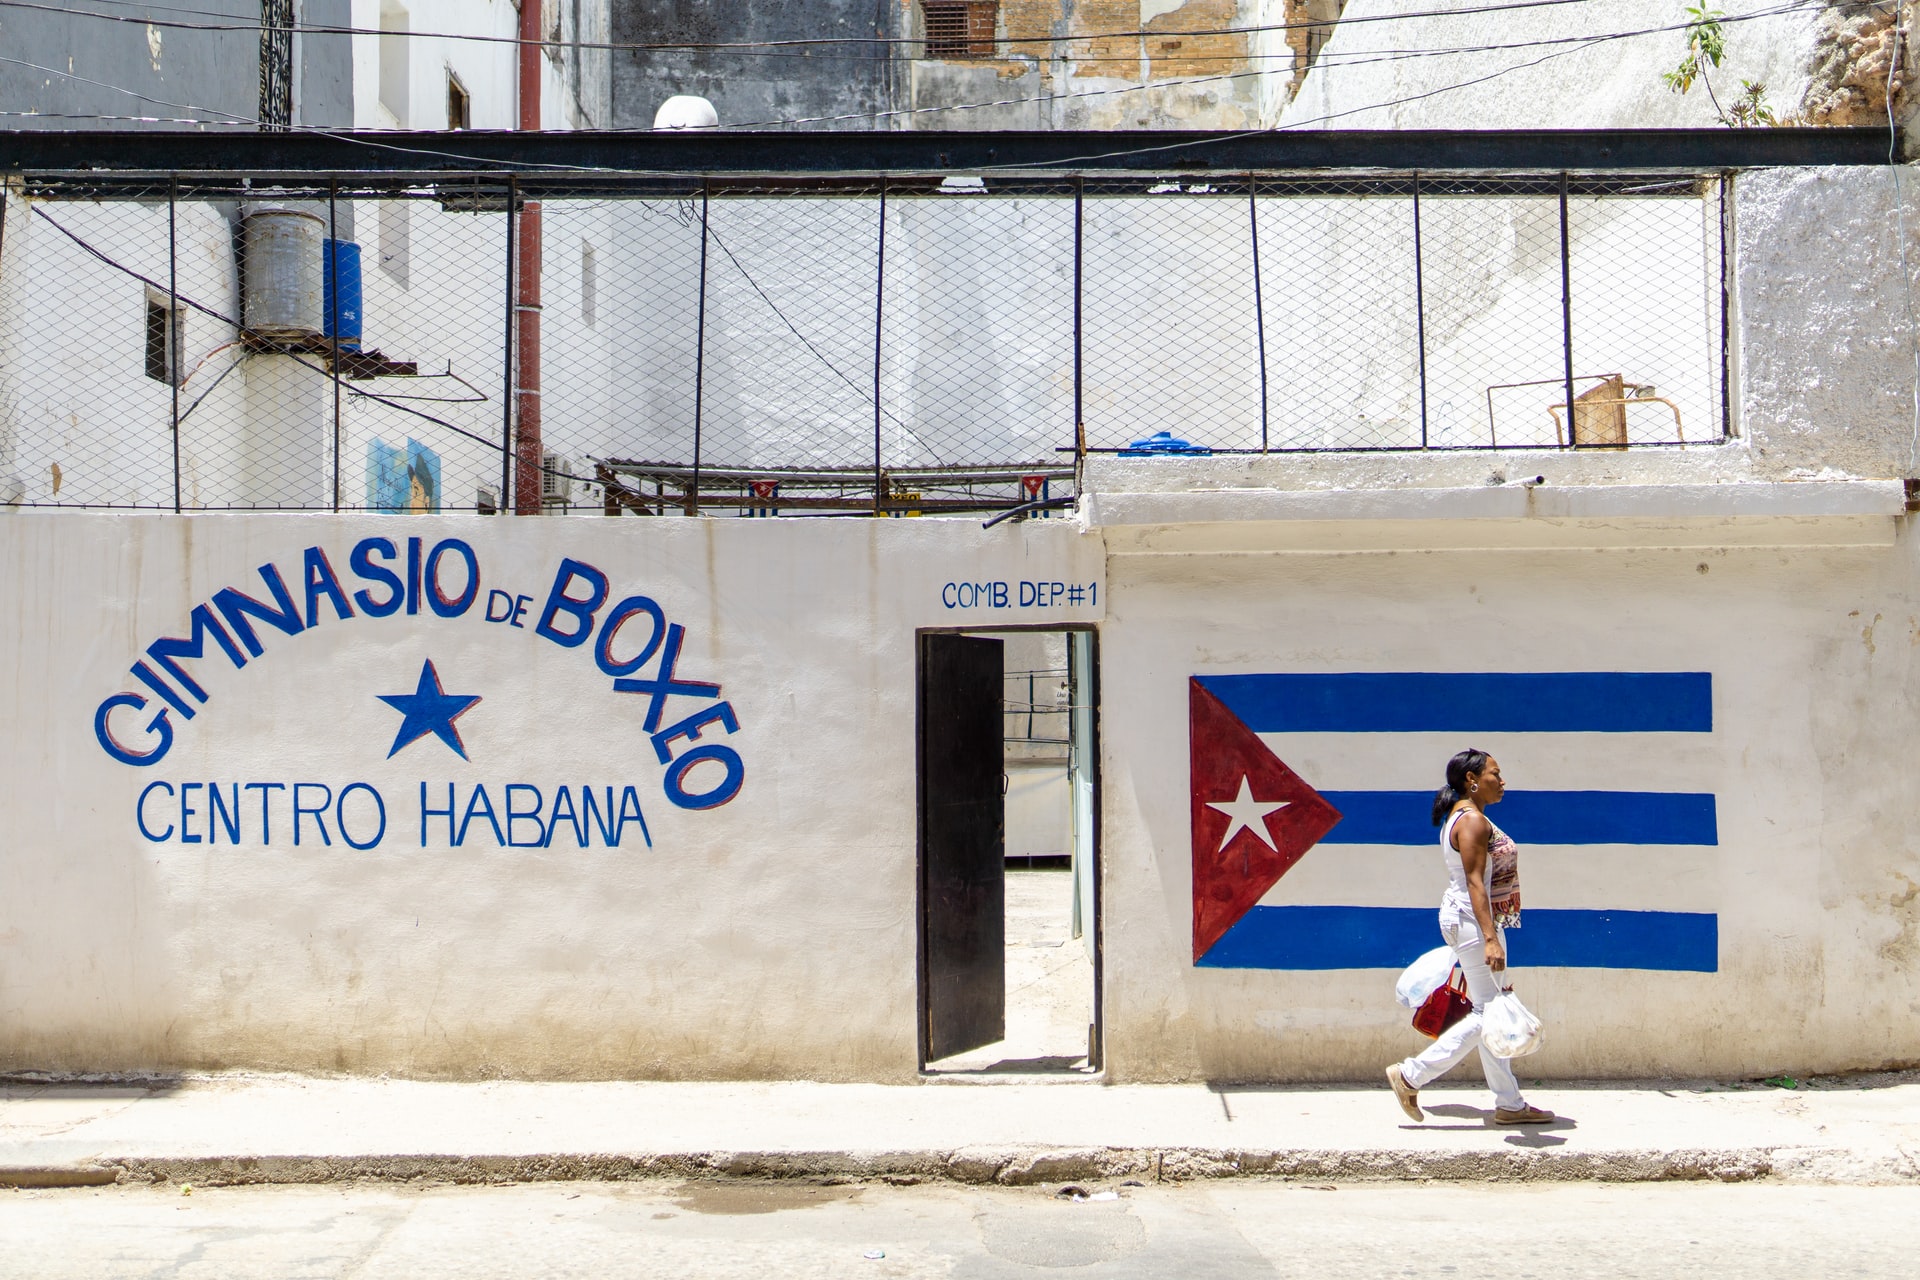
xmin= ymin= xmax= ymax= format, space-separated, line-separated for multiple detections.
xmin=1394 ymin=945 xmax=1457 ymax=1010
xmin=1481 ymin=990 xmax=1544 ymax=1059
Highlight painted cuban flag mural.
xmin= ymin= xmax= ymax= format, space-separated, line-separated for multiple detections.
xmin=1190 ymin=673 xmax=1718 ymax=972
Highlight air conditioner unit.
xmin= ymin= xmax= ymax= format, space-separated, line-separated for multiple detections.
xmin=540 ymin=453 xmax=572 ymax=505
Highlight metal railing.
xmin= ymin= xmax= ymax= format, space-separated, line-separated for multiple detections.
xmin=0 ymin=168 xmax=1729 ymax=513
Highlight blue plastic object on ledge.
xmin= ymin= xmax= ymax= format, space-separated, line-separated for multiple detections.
xmin=1118 ymin=431 xmax=1212 ymax=457
xmin=322 ymin=238 xmax=363 ymax=351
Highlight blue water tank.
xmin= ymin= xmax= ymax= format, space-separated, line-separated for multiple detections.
xmin=322 ymin=239 xmax=362 ymax=350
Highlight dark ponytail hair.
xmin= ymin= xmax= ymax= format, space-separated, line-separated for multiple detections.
xmin=1431 ymin=748 xmax=1490 ymax=825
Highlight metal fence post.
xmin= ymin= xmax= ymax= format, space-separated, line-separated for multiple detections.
xmin=1719 ymin=174 xmax=1732 ymax=443
xmin=1559 ymin=170 xmax=1576 ymax=448
xmin=1249 ymin=174 xmax=1269 ymax=453
xmin=327 ymin=177 xmax=342 ymax=512
xmin=168 ymin=175 xmax=182 ymax=512
xmin=1073 ymin=176 xmax=1084 ymax=456
xmin=501 ymin=178 xmax=518 ymax=510
xmin=872 ymin=180 xmax=887 ymax=516
xmin=691 ymin=181 xmax=710 ymax=515
xmin=1412 ymin=171 xmax=1430 ymax=450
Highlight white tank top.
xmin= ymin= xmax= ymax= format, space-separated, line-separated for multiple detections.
xmin=1439 ymin=807 xmax=1476 ymax=918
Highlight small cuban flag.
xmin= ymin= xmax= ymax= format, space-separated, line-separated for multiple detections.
xmin=1189 ymin=673 xmax=1719 ymax=972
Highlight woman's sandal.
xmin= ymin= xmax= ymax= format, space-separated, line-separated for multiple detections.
xmin=1385 ymin=1065 xmax=1424 ymax=1122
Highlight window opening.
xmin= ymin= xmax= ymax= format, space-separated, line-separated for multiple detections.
xmin=446 ymin=72 xmax=470 ymax=129
xmin=144 ymin=290 xmax=182 ymax=385
xmin=923 ymin=1 xmax=997 ymax=58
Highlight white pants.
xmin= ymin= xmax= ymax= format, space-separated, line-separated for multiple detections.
xmin=1397 ymin=916 xmax=1526 ymax=1111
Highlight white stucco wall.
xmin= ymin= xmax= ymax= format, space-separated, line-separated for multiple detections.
xmin=0 ymin=513 xmax=1101 ymax=1079
xmin=1283 ymin=0 xmax=1825 ymax=130
xmin=1736 ymin=164 xmax=1920 ymax=478
xmin=1094 ymin=501 xmax=1920 ymax=1082
xmin=350 ymin=0 xmax=604 ymax=131
xmin=9 ymin=495 xmax=1919 ymax=1083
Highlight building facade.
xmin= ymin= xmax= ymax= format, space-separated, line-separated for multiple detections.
xmin=610 ymin=0 xmax=1322 ymax=130
xmin=1 ymin=6 xmax=1918 ymax=1085
xmin=2 ymin=156 xmax=1919 ymax=1083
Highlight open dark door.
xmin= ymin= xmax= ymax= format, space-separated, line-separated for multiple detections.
xmin=918 ymin=632 xmax=1006 ymax=1064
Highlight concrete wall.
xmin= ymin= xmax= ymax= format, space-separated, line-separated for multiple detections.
xmin=610 ymin=0 xmax=902 ymax=130
xmin=1736 ymin=165 xmax=1920 ymax=479
xmin=352 ymin=0 xmax=608 ymax=131
xmin=8 ymin=491 xmax=1920 ymax=1083
xmin=0 ymin=0 xmax=351 ymax=130
xmin=1092 ymin=491 xmax=1920 ymax=1082
xmin=1283 ymin=0 xmax=1824 ymax=130
xmin=0 ymin=513 xmax=1102 ymax=1079
xmin=609 ymin=0 xmax=1290 ymax=131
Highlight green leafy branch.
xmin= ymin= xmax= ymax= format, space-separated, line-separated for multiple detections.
xmin=1663 ymin=4 xmax=1779 ymax=127
xmin=1662 ymin=3 xmax=1728 ymax=96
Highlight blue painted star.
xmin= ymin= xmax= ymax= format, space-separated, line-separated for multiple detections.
xmin=377 ymin=659 xmax=481 ymax=760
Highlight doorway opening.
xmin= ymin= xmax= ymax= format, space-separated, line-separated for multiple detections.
xmin=917 ymin=627 xmax=1099 ymax=1077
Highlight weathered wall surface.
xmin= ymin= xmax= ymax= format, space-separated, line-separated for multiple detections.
xmin=0 ymin=513 xmax=1101 ymax=1079
xmin=1735 ymin=165 xmax=1920 ymax=480
xmin=0 ymin=0 xmax=351 ymax=129
xmin=352 ymin=0 xmax=603 ymax=131
xmin=1283 ymin=0 xmax=1823 ymax=130
xmin=610 ymin=0 xmax=901 ymax=129
xmin=907 ymin=0 xmax=1288 ymax=130
xmin=1095 ymin=511 xmax=1920 ymax=1082
xmin=609 ymin=0 xmax=1288 ymax=130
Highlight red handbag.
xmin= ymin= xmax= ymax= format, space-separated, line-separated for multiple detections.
xmin=1411 ymin=968 xmax=1473 ymax=1039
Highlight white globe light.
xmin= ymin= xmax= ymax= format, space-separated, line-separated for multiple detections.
xmin=653 ymin=96 xmax=719 ymax=131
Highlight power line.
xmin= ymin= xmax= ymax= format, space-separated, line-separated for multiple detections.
xmin=981 ymin=1 xmax=1832 ymax=171
xmin=26 ymin=203 xmax=611 ymax=488
xmin=0 ymin=0 xmax=1615 ymax=54
xmin=723 ymin=1 xmax=1829 ymax=131
xmin=0 ymin=1 xmax=1837 ymax=174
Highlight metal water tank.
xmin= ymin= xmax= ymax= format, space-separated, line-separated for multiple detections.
xmin=241 ymin=208 xmax=325 ymax=340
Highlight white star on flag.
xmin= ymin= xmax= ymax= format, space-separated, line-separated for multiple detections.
xmin=1206 ymin=775 xmax=1291 ymax=853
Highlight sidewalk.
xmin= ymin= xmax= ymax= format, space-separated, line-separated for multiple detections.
xmin=2 ymin=1071 xmax=1916 ymax=1189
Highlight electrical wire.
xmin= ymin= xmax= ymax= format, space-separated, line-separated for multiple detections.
xmin=0 ymin=53 xmax=260 ymax=126
xmin=0 ymin=0 xmax=1625 ymax=68
xmin=26 ymin=204 xmax=601 ymax=487
xmin=979 ymin=1 xmax=1834 ymax=172
xmin=0 ymin=2 xmax=1836 ymax=163
xmin=0 ymin=0 xmax=1616 ymax=54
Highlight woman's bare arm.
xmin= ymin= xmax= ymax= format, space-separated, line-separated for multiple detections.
xmin=1454 ymin=810 xmax=1506 ymax=971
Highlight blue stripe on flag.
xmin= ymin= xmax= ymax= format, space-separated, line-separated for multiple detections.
xmin=1319 ymin=790 xmax=1718 ymax=846
xmin=1195 ymin=905 xmax=1718 ymax=971
xmin=1197 ymin=672 xmax=1712 ymax=733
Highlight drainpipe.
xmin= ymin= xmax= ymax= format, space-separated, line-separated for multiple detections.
xmin=513 ymin=0 xmax=544 ymax=514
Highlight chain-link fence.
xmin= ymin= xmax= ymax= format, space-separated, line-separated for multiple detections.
xmin=0 ymin=170 xmax=1727 ymax=513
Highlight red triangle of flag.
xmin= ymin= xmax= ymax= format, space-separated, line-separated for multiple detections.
xmin=1191 ymin=679 xmax=1343 ymax=961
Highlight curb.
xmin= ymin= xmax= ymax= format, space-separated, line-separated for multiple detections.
xmin=6 ymin=1144 xmax=1910 ymax=1189
xmin=0 ymin=1165 xmax=121 ymax=1188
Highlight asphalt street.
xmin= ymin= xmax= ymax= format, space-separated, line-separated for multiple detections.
xmin=3 ymin=1179 xmax=1915 ymax=1279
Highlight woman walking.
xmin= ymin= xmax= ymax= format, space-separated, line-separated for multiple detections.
xmin=1386 ymin=749 xmax=1553 ymax=1125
